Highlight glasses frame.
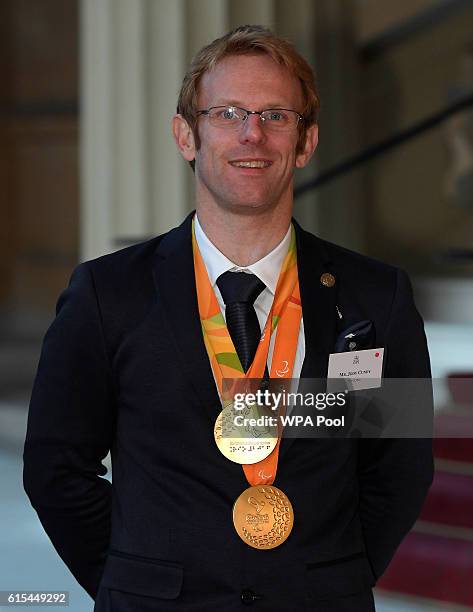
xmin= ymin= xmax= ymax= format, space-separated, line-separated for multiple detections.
xmin=196 ymin=105 xmax=305 ymax=129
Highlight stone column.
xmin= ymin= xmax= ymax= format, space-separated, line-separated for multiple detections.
xmin=147 ymin=0 xmax=188 ymax=235
xmin=80 ymin=0 xmax=114 ymax=260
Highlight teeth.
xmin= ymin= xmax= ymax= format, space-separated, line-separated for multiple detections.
xmin=231 ymin=160 xmax=270 ymax=168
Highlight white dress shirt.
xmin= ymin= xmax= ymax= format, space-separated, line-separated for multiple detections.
xmin=194 ymin=213 xmax=305 ymax=379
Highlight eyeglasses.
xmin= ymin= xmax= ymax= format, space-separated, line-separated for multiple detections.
xmin=196 ymin=105 xmax=304 ymax=131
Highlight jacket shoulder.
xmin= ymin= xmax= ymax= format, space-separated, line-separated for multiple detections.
xmin=300 ymin=229 xmax=411 ymax=327
xmin=66 ymin=235 xmax=168 ymax=350
xmin=317 ymin=236 xmax=399 ymax=281
xmin=81 ymin=234 xmax=164 ymax=280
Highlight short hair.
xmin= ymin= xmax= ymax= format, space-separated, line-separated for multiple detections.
xmin=177 ymin=24 xmax=320 ymax=155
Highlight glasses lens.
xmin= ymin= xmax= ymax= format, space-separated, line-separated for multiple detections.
xmin=260 ymin=110 xmax=298 ymax=130
xmin=208 ymin=106 xmax=243 ymax=127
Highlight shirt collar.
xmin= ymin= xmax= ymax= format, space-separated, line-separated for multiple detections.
xmin=194 ymin=213 xmax=291 ymax=296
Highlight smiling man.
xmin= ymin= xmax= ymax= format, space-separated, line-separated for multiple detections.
xmin=24 ymin=25 xmax=433 ymax=612
xmin=173 ymin=42 xmax=318 ymax=268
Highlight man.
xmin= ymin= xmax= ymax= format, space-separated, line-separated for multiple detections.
xmin=24 ymin=25 xmax=433 ymax=611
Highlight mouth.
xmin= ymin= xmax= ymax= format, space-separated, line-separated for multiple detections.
xmin=229 ymin=159 xmax=272 ymax=169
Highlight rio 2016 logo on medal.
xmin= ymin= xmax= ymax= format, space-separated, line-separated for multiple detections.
xmin=233 ymin=485 xmax=294 ymax=549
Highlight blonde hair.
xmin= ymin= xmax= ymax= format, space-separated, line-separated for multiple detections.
xmin=177 ymin=24 xmax=320 ymax=155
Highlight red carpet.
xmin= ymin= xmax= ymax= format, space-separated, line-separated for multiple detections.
xmin=378 ymin=531 xmax=473 ymax=607
xmin=419 ymin=470 xmax=473 ymax=529
xmin=378 ymin=409 xmax=473 ymax=608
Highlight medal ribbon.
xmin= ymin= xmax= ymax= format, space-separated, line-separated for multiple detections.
xmin=192 ymin=217 xmax=302 ymax=486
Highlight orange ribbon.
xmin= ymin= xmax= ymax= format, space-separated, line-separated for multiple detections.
xmin=192 ymin=217 xmax=302 ymax=485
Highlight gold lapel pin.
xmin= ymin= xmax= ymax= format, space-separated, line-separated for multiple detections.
xmin=320 ymin=272 xmax=335 ymax=288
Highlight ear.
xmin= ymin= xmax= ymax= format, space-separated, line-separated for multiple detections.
xmin=295 ymin=123 xmax=318 ymax=169
xmin=172 ymin=114 xmax=196 ymax=161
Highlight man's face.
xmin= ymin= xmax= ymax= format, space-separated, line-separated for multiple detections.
xmin=174 ymin=54 xmax=318 ymax=216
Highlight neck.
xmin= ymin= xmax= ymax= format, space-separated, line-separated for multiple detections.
xmin=196 ymin=206 xmax=292 ymax=266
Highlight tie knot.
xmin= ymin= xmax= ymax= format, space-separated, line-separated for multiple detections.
xmin=216 ymin=271 xmax=265 ymax=306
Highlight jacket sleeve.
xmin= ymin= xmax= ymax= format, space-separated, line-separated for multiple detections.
xmin=357 ymin=268 xmax=434 ymax=580
xmin=23 ymin=263 xmax=115 ymax=600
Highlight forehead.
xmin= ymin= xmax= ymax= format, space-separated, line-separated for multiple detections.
xmin=197 ymin=53 xmax=303 ymax=109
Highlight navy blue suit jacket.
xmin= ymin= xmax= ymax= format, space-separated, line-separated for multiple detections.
xmin=23 ymin=213 xmax=433 ymax=611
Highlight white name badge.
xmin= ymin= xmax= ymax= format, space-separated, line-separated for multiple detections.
xmin=327 ymin=348 xmax=384 ymax=391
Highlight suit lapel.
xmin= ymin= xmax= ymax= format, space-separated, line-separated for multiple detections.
xmin=295 ymin=220 xmax=338 ymax=379
xmin=279 ymin=220 xmax=338 ymax=460
xmin=152 ymin=212 xmax=221 ymax=423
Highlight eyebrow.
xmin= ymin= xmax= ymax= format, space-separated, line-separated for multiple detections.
xmin=212 ymin=100 xmax=294 ymax=109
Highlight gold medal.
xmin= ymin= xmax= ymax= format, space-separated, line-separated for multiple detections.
xmin=214 ymin=402 xmax=278 ymax=465
xmin=232 ymin=485 xmax=294 ymax=549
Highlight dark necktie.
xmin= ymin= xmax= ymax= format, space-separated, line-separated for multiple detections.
xmin=216 ymin=271 xmax=266 ymax=373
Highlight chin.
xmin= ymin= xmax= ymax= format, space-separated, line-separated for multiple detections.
xmin=222 ymin=198 xmax=277 ymax=215
xmin=221 ymin=189 xmax=281 ymax=212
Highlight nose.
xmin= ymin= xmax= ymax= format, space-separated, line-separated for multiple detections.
xmin=238 ymin=113 xmax=266 ymax=145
